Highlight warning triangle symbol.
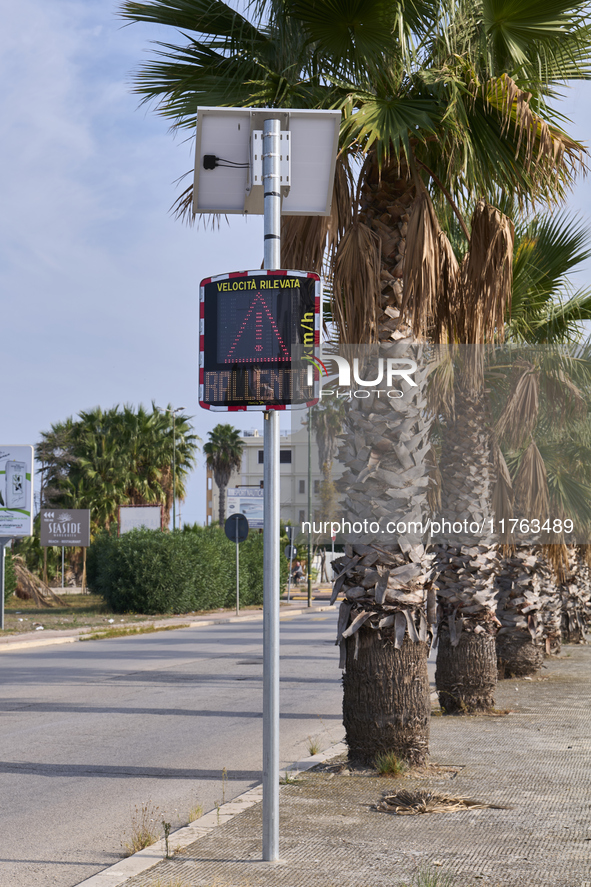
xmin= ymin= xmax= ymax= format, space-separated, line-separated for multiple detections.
xmin=224 ymin=292 xmax=290 ymax=364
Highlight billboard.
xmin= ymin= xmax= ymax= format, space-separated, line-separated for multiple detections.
xmin=0 ymin=446 xmax=33 ymax=536
xmin=199 ymin=269 xmax=320 ymax=411
xmin=227 ymin=488 xmax=263 ymax=529
xmin=119 ymin=505 xmax=163 ymax=534
xmin=40 ymin=509 xmax=90 ymax=547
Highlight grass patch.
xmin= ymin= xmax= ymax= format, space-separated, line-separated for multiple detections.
xmin=400 ymin=865 xmax=457 ymax=886
xmin=80 ymin=624 xmax=190 ymax=642
xmin=280 ymin=770 xmax=302 ymax=785
xmin=121 ymin=801 xmax=160 ymax=856
xmin=374 ymin=750 xmax=407 ymax=777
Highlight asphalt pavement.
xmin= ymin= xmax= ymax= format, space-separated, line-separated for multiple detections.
xmin=0 ymin=606 xmax=344 ymax=887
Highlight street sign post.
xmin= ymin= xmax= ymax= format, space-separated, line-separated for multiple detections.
xmin=0 ymin=446 xmax=34 ymax=630
xmin=225 ymin=513 xmax=249 ymax=616
xmin=195 ymin=106 xmax=339 ymax=862
xmin=284 ymin=543 xmax=297 ymax=602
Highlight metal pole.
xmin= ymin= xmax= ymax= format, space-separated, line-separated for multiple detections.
xmin=236 ymin=522 xmax=240 ymax=617
xmin=307 ymin=408 xmax=312 ymax=607
xmin=0 ymin=538 xmax=12 ymax=630
xmin=287 ymin=546 xmax=293 ymax=602
xmin=0 ymin=540 xmax=6 ymax=631
xmin=62 ymin=546 xmax=65 ymax=588
xmin=262 ymin=116 xmax=281 ymax=863
xmin=172 ymin=411 xmax=177 ymax=531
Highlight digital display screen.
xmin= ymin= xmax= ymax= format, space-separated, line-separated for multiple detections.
xmin=217 ymin=290 xmax=291 ymax=365
xmin=200 ymin=271 xmax=319 ymax=410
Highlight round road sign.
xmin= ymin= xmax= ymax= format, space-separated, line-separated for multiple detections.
xmin=225 ymin=513 xmax=249 ymax=543
xmin=284 ymin=545 xmax=297 ymax=560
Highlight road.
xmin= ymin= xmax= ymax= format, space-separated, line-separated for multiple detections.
xmin=0 ymin=608 xmax=344 ymax=887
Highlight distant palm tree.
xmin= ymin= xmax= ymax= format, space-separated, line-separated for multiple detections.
xmin=310 ymin=400 xmax=344 ymax=523
xmin=37 ymin=404 xmax=199 ymax=532
xmin=203 ymin=425 xmax=244 ymax=525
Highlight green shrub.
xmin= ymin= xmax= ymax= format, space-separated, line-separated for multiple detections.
xmin=3 ymin=551 xmax=16 ymax=602
xmin=86 ymin=525 xmax=288 ymax=614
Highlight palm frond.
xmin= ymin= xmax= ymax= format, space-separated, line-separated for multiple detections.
xmin=451 ymin=200 xmax=514 ymax=345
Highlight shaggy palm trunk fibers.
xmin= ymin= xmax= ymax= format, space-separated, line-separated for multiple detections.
xmin=436 ymin=629 xmax=496 ymax=712
xmin=343 ymin=632 xmax=430 ymax=766
xmin=496 ymin=633 xmax=544 ymax=678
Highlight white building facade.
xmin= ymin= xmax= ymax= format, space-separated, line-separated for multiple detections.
xmin=206 ymin=426 xmax=341 ymax=527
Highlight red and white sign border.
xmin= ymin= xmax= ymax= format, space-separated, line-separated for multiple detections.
xmin=199 ymin=269 xmax=321 ymax=412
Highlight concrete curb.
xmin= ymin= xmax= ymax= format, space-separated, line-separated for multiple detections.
xmin=72 ymin=740 xmax=347 ymax=887
xmin=0 ymin=636 xmax=78 ymax=652
xmin=0 ymin=604 xmax=336 ymax=653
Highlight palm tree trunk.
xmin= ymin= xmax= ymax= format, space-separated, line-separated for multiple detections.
xmin=218 ymin=483 xmax=227 ymax=526
xmin=435 ymin=385 xmax=500 ymax=712
xmin=359 ymin=156 xmax=415 ymax=344
xmin=436 ymin=627 xmax=497 ymax=712
xmin=328 ymin=160 xmax=443 ymax=763
xmin=334 ymin=334 xmax=435 ymax=764
xmin=561 ymin=546 xmax=591 ymax=643
xmin=343 ymin=634 xmax=430 ymax=765
xmin=495 ymin=548 xmax=548 ymax=677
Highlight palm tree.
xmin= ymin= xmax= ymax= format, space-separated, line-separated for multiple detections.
xmin=434 ymin=208 xmax=591 ymax=698
xmin=37 ymin=404 xmax=199 ymax=533
xmin=119 ymin=0 xmax=589 ymax=762
xmin=493 ymin=211 xmax=591 ymax=674
xmin=203 ymin=425 xmax=244 ymax=525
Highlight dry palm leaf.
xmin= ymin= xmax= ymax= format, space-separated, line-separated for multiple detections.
xmin=543 ymin=542 xmax=569 ymax=583
xmin=377 ymin=789 xmax=509 ymax=815
xmin=514 ymin=440 xmax=549 ymax=521
xmin=13 ymin=556 xmax=66 ymax=607
xmin=452 ymin=201 xmax=514 ymax=345
xmin=332 ymin=220 xmax=382 ymax=344
xmin=491 ymin=438 xmax=514 ymax=542
xmin=495 ymin=363 xmax=539 ymax=449
xmin=401 ymin=182 xmax=458 ymax=341
xmin=485 ymin=74 xmax=585 ymax=195
xmin=427 ymin=348 xmax=455 ymax=419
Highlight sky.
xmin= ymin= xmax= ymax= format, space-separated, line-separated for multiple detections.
xmin=3 ymin=1 xmax=591 ymax=526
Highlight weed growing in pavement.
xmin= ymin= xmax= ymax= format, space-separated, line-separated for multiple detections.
xmin=188 ymin=802 xmax=204 ymax=822
xmin=280 ymin=770 xmax=302 ymax=785
xmin=222 ymin=767 xmax=228 ymax=803
xmin=80 ymin=624 xmax=190 ymax=642
xmin=121 ymin=801 xmax=160 ymax=856
xmin=374 ymin=750 xmax=407 ymax=778
xmin=214 ymin=800 xmax=221 ymax=824
xmin=399 ymin=865 xmax=457 ymax=886
xmin=162 ymin=820 xmax=172 ymax=858
xmin=307 ymin=736 xmax=321 ymax=755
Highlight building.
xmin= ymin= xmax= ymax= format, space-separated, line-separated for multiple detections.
xmin=206 ymin=426 xmax=342 ymax=527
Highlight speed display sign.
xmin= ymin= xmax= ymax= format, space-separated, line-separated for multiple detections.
xmin=199 ymin=269 xmax=321 ymax=411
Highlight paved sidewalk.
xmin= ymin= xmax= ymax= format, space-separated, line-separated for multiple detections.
xmin=76 ymin=645 xmax=591 ymax=887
